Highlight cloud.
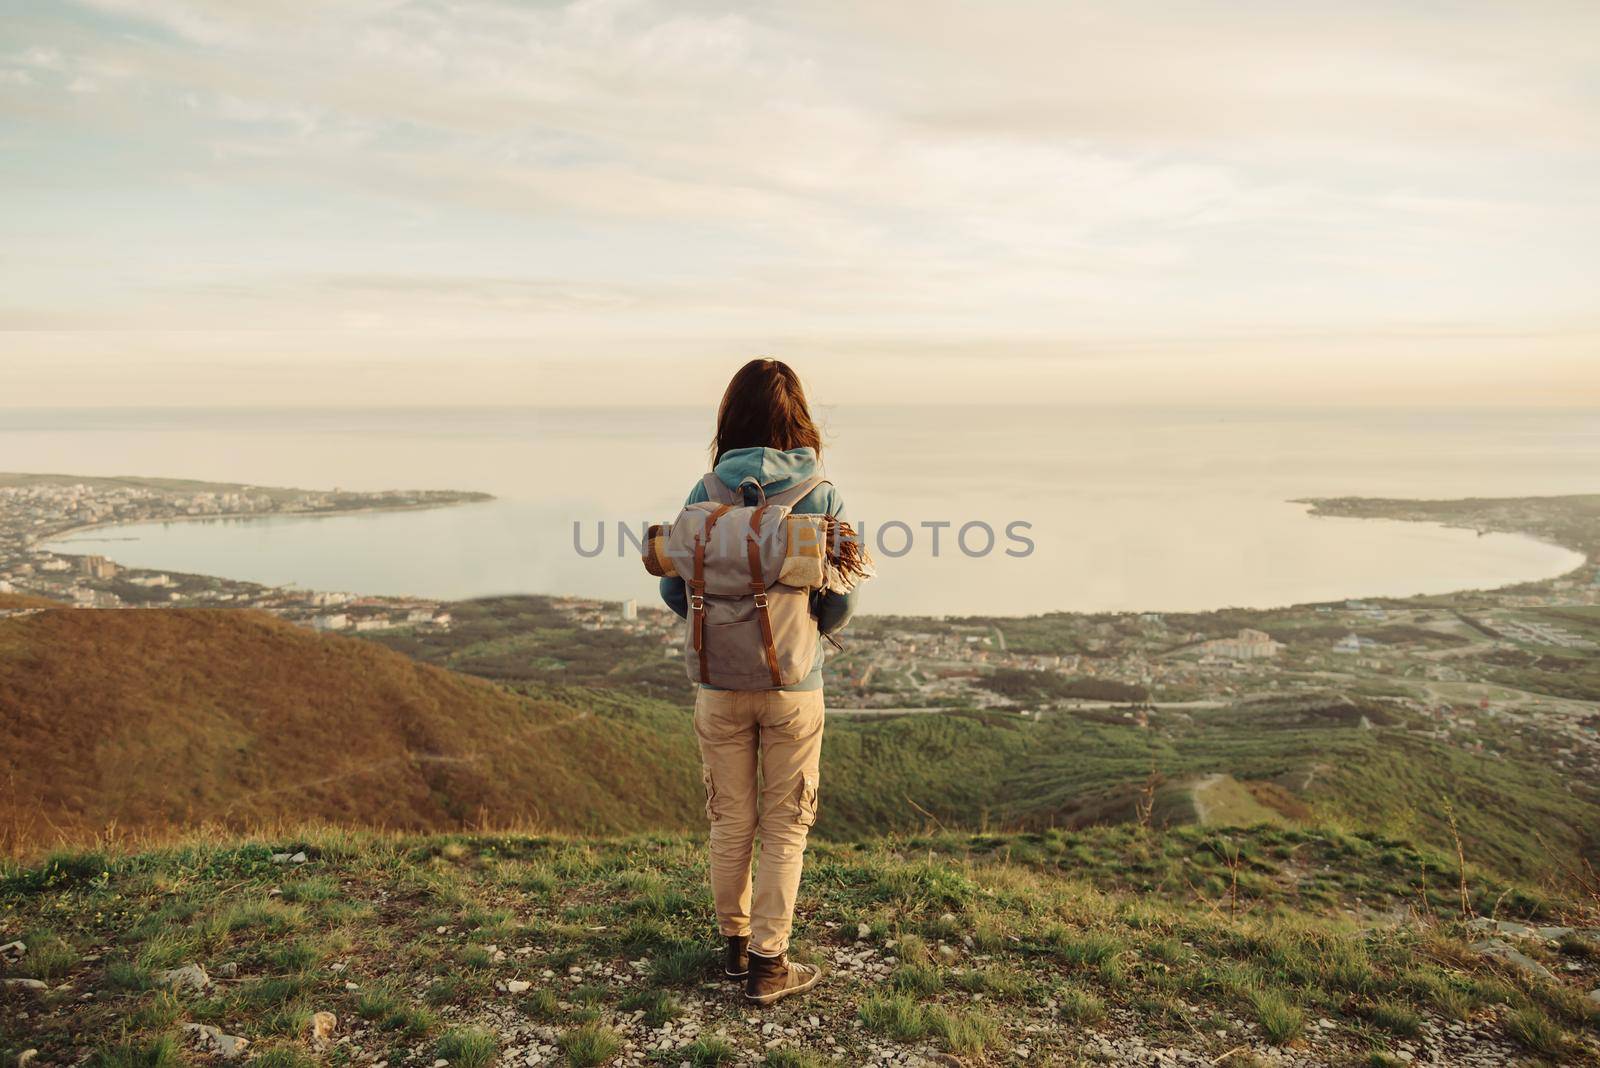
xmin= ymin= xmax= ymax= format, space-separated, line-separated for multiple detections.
xmin=0 ymin=0 xmax=1596 ymax=405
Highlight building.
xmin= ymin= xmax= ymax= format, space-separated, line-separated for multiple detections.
xmin=1196 ymin=628 xmax=1283 ymax=659
xmin=78 ymin=555 xmax=118 ymax=580
xmin=621 ymin=598 xmax=638 ymax=621
xmin=1334 ymin=633 xmax=1375 ymax=654
xmin=312 ymin=613 xmax=349 ymax=631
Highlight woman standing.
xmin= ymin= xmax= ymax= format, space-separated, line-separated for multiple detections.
xmin=660 ymin=358 xmax=858 ymax=1005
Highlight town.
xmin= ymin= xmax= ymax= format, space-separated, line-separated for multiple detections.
xmin=5 ymin=473 xmax=1598 ymax=788
xmin=0 ymin=474 xmax=486 ymax=629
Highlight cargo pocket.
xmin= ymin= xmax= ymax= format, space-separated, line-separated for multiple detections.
xmin=796 ymin=771 xmax=819 ymax=828
xmin=702 ymin=766 xmax=718 ymax=822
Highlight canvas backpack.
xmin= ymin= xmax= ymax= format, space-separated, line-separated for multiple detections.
xmin=654 ymin=472 xmax=830 ymax=689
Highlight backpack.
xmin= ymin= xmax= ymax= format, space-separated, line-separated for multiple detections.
xmin=651 ymin=472 xmax=830 ymax=689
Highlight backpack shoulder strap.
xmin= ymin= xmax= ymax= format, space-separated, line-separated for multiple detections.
xmin=700 ymin=472 xmax=738 ymax=505
xmin=765 ymin=474 xmax=828 ymax=509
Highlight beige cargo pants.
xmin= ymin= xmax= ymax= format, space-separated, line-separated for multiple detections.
xmin=694 ymin=686 xmax=824 ymax=957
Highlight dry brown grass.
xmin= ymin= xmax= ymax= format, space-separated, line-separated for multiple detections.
xmin=0 ymin=608 xmax=706 ymax=857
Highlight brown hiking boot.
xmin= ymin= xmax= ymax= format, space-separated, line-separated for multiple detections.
xmin=724 ymin=934 xmax=750 ymax=979
xmin=744 ymin=949 xmax=821 ymax=1005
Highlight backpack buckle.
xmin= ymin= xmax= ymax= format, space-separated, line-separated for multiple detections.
xmin=752 ymin=592 xmax=769 ymax=609
xmin=689 ymin=594 xmax=705 ymax=611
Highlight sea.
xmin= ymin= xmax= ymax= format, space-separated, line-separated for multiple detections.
xmin=10 ymin=405 xmax=1594 ymax=617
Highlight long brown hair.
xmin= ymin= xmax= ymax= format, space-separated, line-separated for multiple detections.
xmin=710 ymin=358 xmax=823 ymax=464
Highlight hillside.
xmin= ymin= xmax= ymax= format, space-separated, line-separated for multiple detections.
xmin=0 ymin=608 xmax=704 ymax=852
xmin=2 ymin=827 xmax=1597 ymax=1065
xmin=5 ymin=607 xmax=1599 ymax=890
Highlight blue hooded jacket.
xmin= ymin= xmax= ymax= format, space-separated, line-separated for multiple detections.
xmin=659 ymin=446 xmax=857 ymax=690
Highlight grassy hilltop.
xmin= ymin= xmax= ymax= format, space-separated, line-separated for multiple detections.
xmin=3 ymin=826 xmax=1598 ymax=1067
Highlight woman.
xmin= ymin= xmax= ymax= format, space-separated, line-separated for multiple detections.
xmin=661 ymin=358 xmax=857 ymax=1005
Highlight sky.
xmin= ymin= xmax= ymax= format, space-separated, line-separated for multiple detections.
xmin=2 ymin=0 xmax=1597 ymax=407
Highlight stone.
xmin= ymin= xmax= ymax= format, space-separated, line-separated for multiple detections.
xmin=213 ymin=962 xmax=238 ymax=978
xmin=17 ymin=1051 xmax=37 ymax=1068
xmin=0 ymin=941 xmax=25 ymax=957
xmin=2 ymin=979 xmax=46 ymax=991
xmin=309 ymin=1011 xmax=337 ymax=1048
xmin=507 ymin=979 xmax=531 ymax=994
xmin=1471 ymin=939 xmax=1556 ymax=981
xmin=157 ymin=963 xmax=212 ymax=991
xmin=1588 ymin=987 xmax=1600 ymax=1005
xmin=857 ymin=922 xmax=871 ymax=940
xmin=185 ymin=1023 xmax=250 ymax=1060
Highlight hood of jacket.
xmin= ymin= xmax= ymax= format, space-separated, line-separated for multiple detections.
xmin=711 ymin=446 xmax=819 ymax=494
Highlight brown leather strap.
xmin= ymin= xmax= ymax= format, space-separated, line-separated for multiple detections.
xmin=690 ymin=504 xmax=735 ymax=684
xmin=691 ymin=535 xmax=708 ymax=680
xmin=745 ymin=531 xmax=783 ymax=687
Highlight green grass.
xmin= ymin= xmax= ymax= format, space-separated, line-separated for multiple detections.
xmin=1505 ymin=1006 xmax=1569 ymax=1057
xmin=560 ymin=1021 xmax=622 ymax=1066
xmin=4 ymin=826 xmax=1595 ymax=1066
xmin=619 ymin=987 xmax=681 ymax=1026
xmin=764 ymin=1050 xmax=835 ymax=1068
xmin=1249 ymin=988 xmax=1305 ymax=1045
xmin=677 ymin=1037 xmax=739 ymax=1066
xmin=649 ymin=940 xmax=716 ymax=985
xmin=87 ymin=1035 xmax=182 ymax=1068
xmin=519 ymin=986 xmax=561 ymax=1020
xmin=887 ymin=962 xmax=942 ymax=995
xmin=859 ymin=993 xmax=930 ymax=1040
xmin=247 ymin=1050 xmax=319 ymax=1068
xmin=1367 ymin=999 xmax=1422 ymax=1037
xmin=434 ymin=1027 xmax=499 ymax=1068
xmin=931 ymin=1008 xmax=1001 ymax=1058
xmin=1058 ymin=984 xmax=1107 ymax=1025
xmin=13 ymin=931 xmax=79 ymax=981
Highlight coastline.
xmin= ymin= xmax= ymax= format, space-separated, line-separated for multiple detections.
xmin=42 ymin=494 xmax=495 ymax=547
xmin=10 ymin=477 xmax=1593 ymax=619
xmin=1294 ymin=498 xmax=1592 ymax=596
